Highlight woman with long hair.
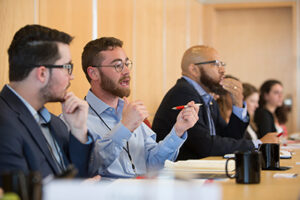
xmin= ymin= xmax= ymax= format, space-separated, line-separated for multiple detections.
xmin=254 ymin=80 xmax=284 ymax=138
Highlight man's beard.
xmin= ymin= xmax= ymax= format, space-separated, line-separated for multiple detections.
xmin=200 ymin=67 xmax=226 ymax=95
xmin=99 ymin=70 xmax=130 ymax=98
xmin=40 ymin=73 xmax=69 ymax=103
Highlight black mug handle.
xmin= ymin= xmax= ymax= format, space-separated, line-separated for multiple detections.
xmin=225 ymin=157 xmax=236 ymax=179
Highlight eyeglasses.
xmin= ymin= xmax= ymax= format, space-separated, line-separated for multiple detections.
xmin=92 ymin=60 xmax=133 ymax=73
xmin=194 ymin=60 xmax=226 ymax=68
xmin=35 ymin=63 xmax=73 ymax=75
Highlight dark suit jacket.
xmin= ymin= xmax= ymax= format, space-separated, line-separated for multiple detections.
xmin=0 ymin=85 xmax=97 ymax=183
xmin=152 ymin=78 xmax=254 ymax=160
xmin=254 ymin=107 xmax=276 ymax=139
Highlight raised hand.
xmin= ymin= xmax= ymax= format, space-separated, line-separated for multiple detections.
xmin=62 ymin=92 xmax=89 ymax=143
xmin=220 ymin=78 xmax=243 ymax=108
xmin=121 ymin=97 xmax=149 ymax=132
xmin=174 ymin=101 xmax=199 ymax=137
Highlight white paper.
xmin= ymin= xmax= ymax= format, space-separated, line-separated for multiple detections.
xmin=164 ymin=159 xmax=235 ymax=172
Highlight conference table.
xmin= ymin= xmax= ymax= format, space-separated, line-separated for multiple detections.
xmin=216 ymin=146 xmax=300 ymax=200
xmin=27 ymin=143 xmax=300 ymax=200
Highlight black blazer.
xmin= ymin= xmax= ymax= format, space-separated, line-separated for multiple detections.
xmin=254 ymin=107 xmax=276 ymax=139
xmin=152 ymin=78 xmax=254 ymax=160
xmin=0 ymin=85 xmax=98 ymax=183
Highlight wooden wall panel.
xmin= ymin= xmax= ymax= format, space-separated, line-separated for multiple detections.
xmin=203 ymin=3 xmax=296 ymax=132
xmin=0 ymin=0 xmax=35 ymax=89
xmin=98 ymin=0 xmax=133 ymax=59
xmin=39 ymin=0 xmax=93 ymax=115
xmin=165 ymin=0 xmax=187 ymax=92
xmin=135 ymin=0 xmax=164 ymax=121
xmin=98 ymin=0 xmax=134 ymax=101
xmin=190 ymin=0 xmax=204 ymax=46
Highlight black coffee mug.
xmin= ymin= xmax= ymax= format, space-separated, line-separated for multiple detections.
xmin=259 ymin=143 xmax=280 ymax=170
xmin=225 ymin=151 xmax=261 ymax=184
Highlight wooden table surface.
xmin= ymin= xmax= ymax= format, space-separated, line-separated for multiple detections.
xmin=217 ymin=147 xmax=300 ymax=200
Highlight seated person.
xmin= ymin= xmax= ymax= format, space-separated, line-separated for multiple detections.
xmin=243 ymin=83 xmax=259 ymax=140
xmin=254 ymin=79 xmax=284 ymax=138
xmin=152 ymin=45 xmax=278 ymax=159
xmin=77 ymin=37 xmax=199 ymax=178
xmin=0 ymin=25 xmax=99 ymax=185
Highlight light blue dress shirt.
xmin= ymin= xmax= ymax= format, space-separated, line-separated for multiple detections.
xmin=86 ymin=90 xmax=187 ymax=178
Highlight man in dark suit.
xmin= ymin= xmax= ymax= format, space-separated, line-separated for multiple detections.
xmin=0 ymin=25 xmax=99 ymax=185
xmin=152 ymin=45 xmax=278 ymax=160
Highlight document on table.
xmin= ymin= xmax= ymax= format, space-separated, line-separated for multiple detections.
xmin=164 ymin=159 xmax=235 ymax=172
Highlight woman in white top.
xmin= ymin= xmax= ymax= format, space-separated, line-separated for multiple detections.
xmin=243 ymin=83 xmax=259 ymax=140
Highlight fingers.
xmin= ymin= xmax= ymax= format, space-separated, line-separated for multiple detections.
xmin=128 ymin=100 xmax=149 ymax=118
xmin=220 ymin=78 xmax=243 ymax=107
xmin=220 ymin=78 xmax=242 ymax=94
xmin=82 ymin=175 xmax=101 ymax=184
xmin=180 ymin=101 xmax=199 ymax=121
xmin=123 ymin=97 xmax=129 ymax=106
xmin=121 ymin=99 xmax=149 ymax=131
xmin=63 ymin=92 xmax=87 ymax=114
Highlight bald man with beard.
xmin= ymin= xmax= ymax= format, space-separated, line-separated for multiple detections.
xmin=152 ymin=45 xmax=278 ymax=159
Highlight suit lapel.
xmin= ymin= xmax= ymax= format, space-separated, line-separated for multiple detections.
xmin=179 ymin=78 xmax=210 ymax=128
xmin=0 ymin=85 xmax=61 ymax=174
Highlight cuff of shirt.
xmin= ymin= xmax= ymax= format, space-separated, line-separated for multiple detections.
xmin=232 ymin=101 xmax=249 ymax=122
xmin=85 ymin=135 xmax=93 ymax=144
xmin=109 ymin=122 xmax=132 ymax=146
xmin=252 ymin=139 xmax=263 ymax=149
xmin=163 ymin=127 xmax=187 ymax=149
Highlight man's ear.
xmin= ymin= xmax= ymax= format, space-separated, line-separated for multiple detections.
xmin=87 ymin=66 xmax=100 ymax=81
xmin=35 ymin=66 xmax=49 ymax=84
xmin=189 ymin=63 xmax=200 ymax=77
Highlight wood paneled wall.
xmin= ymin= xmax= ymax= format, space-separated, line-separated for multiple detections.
xmin=0 ymin=0 xmax=35 ymax=89
xmin=203 ymin=2 xmax=298 ymax=132
xmin=97 ymin=0 xmax=203 ymax=121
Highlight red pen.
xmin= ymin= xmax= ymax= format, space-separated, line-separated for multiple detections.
xmin=172 ymin=103 xmax=202 ymax=110
xmin=277 ymin=132 xmax=283 ymax=137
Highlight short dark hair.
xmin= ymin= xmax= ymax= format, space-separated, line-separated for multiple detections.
xmin=8 ymin=24 xmax=73 ymax=81
xmin=259 ymin=79 xmax=282 ymax=107
xmin=81 ymin=37 xmax=123 ymax=82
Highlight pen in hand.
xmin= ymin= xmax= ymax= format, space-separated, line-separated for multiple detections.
xmin=277 ymin=132 xmax=283 ymax=137
xmin=172 ymin=103 xmax=202 ymax=110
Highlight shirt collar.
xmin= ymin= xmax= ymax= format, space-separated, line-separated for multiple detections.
xmin=182 ymin=76 xmax=213 ymax=104
xmin=6 ymin=84 xmax=51 ymax=123
xmin=86 ymin=89 xmax=124 ymax=115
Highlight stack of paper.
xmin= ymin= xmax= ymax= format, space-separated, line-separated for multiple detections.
xmin=164 ymin=159 xmax=235 ymax=172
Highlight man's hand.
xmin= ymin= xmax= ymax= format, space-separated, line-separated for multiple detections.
xmin=260 ymin=132 xmax=279 ymax=143
xmin=121 ymin=97 xmax=149 ymax=132
xmin=174 ymin=101 xmax=199 ymax=137
xmin=62 ymin=92 xmax=89 ymax=143
xmin=220 ymin=78 xmax=243 ymax=108
xmin=82 ymin=175 xmax=101 ymax=183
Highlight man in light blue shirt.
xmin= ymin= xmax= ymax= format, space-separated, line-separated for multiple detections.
xmin=81 ymin=37 xmax=199 ymax=178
